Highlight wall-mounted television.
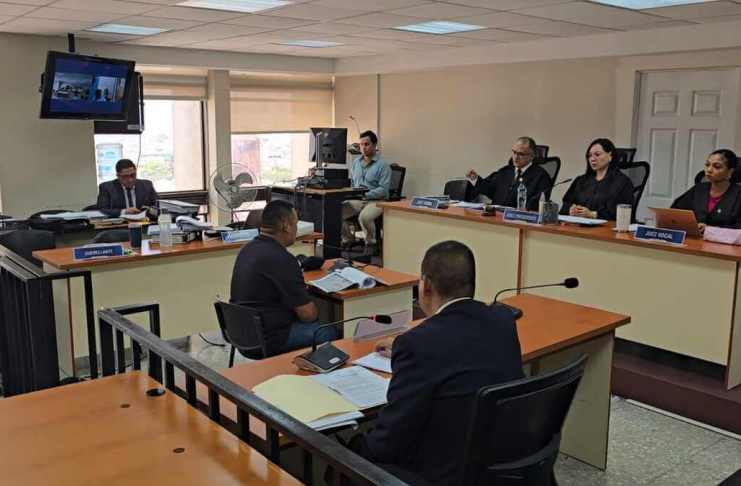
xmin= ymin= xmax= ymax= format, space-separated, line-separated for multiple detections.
xmin=39 ymin=51 xmax=136 ymax=120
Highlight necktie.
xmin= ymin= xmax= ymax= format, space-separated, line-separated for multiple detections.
xmin=516 ymin=169 xmax=522 ymax=183
xmin=126 ymin=188 xmax=134 ymax=208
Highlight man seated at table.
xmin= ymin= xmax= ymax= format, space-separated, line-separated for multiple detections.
xmin=230 ymin=200 xmax=338 ymax=356
xmin=349 ymin=240 xmax=524 ymax=485
xmin=342 ymin=130 xmax=392 ymax=256
xmin=96 ymin=159 xmax=158 ymax=217
xmin=465 ymin=136 xmax=551 ymax=210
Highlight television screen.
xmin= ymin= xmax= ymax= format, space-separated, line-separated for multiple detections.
xmin=39 ymin=51 xmax=135 ymax=120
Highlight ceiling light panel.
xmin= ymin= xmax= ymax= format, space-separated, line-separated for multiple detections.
xmin=177 ymin=0 xmax=292 ymax=13
xmin=87 ymin=23 xmax=169 ymax=35
xmin=592 ymin=0 xmax=715 ymax=9
xmin=394 ymin=21 xmax=485 ymax=34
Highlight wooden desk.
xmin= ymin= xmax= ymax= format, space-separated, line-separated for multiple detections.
xmin=32 ymin=234 xmax=321 ymax=377
xmin=220 ymin=294 xmax=629 ymax=470
xmin=380 ymin=200 xmax=741 ymax=389
xmin=0 ymin=372 xmax=300 ymax=486
xmin=304 ymin=260 xmax=418 ymax=335
xmin=271 ymin=185 xmax=367 ymax=258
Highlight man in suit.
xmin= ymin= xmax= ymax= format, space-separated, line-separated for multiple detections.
xmin=466 ymin=136 xmax=551 ymax=210
xmin=350 ymin=241 xmax=524 ymax=485
xmin=96 ymin=159 xmax=158 ymax=217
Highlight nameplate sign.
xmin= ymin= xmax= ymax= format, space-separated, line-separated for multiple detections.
xmin=503 ymin=208 xmax=540 ymax=224
xmin=221 ymin=228 xmax=259 ymax=243
xmin=634 ymin=225 xmax=686 ymax=245
xmin=410 ymin=197 xmax=441 ymax=210
xmin=73 ymin=244 xmax=125 ymax=261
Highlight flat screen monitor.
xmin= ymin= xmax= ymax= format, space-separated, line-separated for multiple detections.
xmin=310 ymin=127 xmax=347 ymax=165
xmin=39 ymin=51 xmax=135 ymax=120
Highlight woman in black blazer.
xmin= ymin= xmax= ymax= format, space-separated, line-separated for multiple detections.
xmin=560 ymin=138 xmax=634 ymax=220
xmin=672 ymin=149 xmax=741 ymax=234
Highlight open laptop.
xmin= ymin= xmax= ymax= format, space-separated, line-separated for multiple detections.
xmin=648 ymin=207 xmax=701 ymax=237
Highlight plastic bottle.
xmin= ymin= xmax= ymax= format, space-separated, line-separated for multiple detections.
xmin=157 ymin=208 xmax=172 ymax=248
xmin=516 ymin=179 xmax=527 ymax=211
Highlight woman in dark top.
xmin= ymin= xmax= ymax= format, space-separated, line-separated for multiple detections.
xmin=672 ymin=149 xmax=741 ymax=234
xmin=560 ymin=138 xmax=634 ymax=220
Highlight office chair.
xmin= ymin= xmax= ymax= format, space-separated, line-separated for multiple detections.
xmin=92 ymin=229 xmax=130 ymax=244
xmin=444 ymin=179 xmax=470 ymax=201
xmin=82 ymin=204 xmax=99 ymax=211
xmin=534 ymin=156 xmax=562 ymax=199
xmin=614 ymin=148 xmax=637 ymax=168
xmin=389 ymin=163 xmax=407 ymax=201
xmin=0 ymin=229 xmax=55 ymax=267
xmin=534 ymin=145 xmax=550 ymax=160
xmin=213 ymin=301 xmax=271 ymax=367
xmin=619 ymin=161 xmax=650 ymax=221
xmin=460 ymin=355 xmax=588 ymax=486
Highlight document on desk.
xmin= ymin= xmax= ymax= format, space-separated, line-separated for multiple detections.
xmin=353 ymin=353 xmax=392 ymax=374
xmin=253 ymin=375 xmax=359 ymax=423
xmin=310 ymin=267 xmax=377 ymax=293
xmin=307 ymin=411 xmax=364 ymax=431
xmin=40 ymin=210 xmax=106 ymax=220
xmin=558 ymin=215 xmax=608 ymax=226
xmin=121 ymin=211 xmax=147 ymax=221
xmin=453 ymin=202 xmax=485 ymax=210
xmin=312 ymin=366 xmax=390 ymax=409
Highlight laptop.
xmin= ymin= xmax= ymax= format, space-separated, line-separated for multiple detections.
xmin=648 ymin=208 xmax=701 ymax=237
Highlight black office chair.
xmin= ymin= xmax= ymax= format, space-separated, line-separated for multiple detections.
xmin=92 ymin=229 xmax=130 ymax=244
xmin=82 ymin=204 xmax=99 ymax=211
xmin=213 ymin=301 xmax=271 ymax=367
xmin=534 ymin=145 xmax=549 ymax=160
xmin=619 ymin=161 xmax=651 ymax=221
xmin=444 ymin=179 xmax=470 ymax=201
xmin=614 ymin=148 xmax=637 ymax=168
xmin=0 ymin=229 xmax=55 ymax=267
xmin=460 ymin=355 xmax=588 ymax=486
xmin=534 ymin=156 xmax=561 ymax=191
xmin=389 ymin=163 xmax=407 ymax=201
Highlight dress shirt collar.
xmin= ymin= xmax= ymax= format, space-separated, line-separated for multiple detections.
xmin=434 ymin=297 xmax=473 ymax=315
xmin=514 ymin=162 xmax=532 ymax=176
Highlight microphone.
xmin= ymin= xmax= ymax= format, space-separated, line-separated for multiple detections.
xmin=317 ymin=241 xmax=371 ymax=268
xmin=296 ymin=254 xmax=325 ymax=271
xmin=533 ymin=178 xmax=573 ymax=203
xmin=492 ymin=278 xmax=579 ymax=319
xmin=293 ymin=314 xmax=393 ymax=373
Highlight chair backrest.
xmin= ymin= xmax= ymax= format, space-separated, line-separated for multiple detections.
xmin=619 ymin=161 xmax=650 ymax=220
xmin=534 ymin=145 xmax=549 ymax=160
xmin=444 ymin=179 xmax=470 ymax=201
xmin=213 ymin=301 xmax=270 ymax=360
xmin=461 ymin=355 xmax=588 ymax=486
xmin=614 ymin=148 xmax=637 ymax=167
xmin=92 ymin=229 xmax=130 ymax=244
xmin=0 ymin=229 xmax=55 ymax=267
xmin=534 ymin=156 xmax=561 ymax=187
xmin=82 ymin=204 xmax=99 ymax=211
xmin=389 ymin=163 xmax=406 ymax=201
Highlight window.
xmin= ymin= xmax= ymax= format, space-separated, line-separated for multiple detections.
xmin=94 ymin=100 xmax=205 ymax=192
xmin=231 ymin=132 xmax=312 ymax=185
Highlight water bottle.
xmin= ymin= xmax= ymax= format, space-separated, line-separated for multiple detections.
xmin=516 ymin=179 xmax=527 ymax=210
xmin=157 ymin=208 xmax=172 ymax=248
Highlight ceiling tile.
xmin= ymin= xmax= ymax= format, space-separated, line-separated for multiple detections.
xmin=621 ymin=19 xmax=696 ymax=30
xmin=75 ymin=30 xmax=138 ymax=41
xmin=695 ymin=13 xmax=741 ymax=23
xmin=447 ymin=0 xmax=575 ymax=9
xmin=514 ymin=1 xmax=666 ymax=29
xmin=507 ymin=20 xmax=612 ymax=36
xmin=184 ymin=22 xmax=268 ymax=37
xmin=0 ymin=3 xmax=37 ymax=15
xmin=336 ymin=12 xmax=422 ymax=28
xmin=291 ymin=21 xmax=373 ymax=35
xmin=0 ymin=16 xmax=94 ymax=34
xmin=140 ymin=5 xmax=242 ymax=21
xmin=643 ymin=1 xmax=741 ymax=20
xmin=348 ymin=28 xmax=465 ymax=45
xmin=26 ymin=6 xmax=124 ymax=22
xmin=222 ymin=14 xmax=313 ymax=28
xmin=48 ymin=0 xmax=160 ymax=15
xmin=455 ymin=11 xmax=546 ymax=28
xmin=264 ymin=3 xmax=366 ymax=20
xmin=0 ymin=0 xmax=56 ymax=5
xmin=188 ymin=35 xmax=268 ymax=49
xmin=389 ymin=2 xmax=496 ymax=19
xmin=0 ymin=14 xmax=14 ymax=22
xmin=451 ymin=27 xmax=548 ymax=41
xmin=312 ymin=0 xmax=431 ymax=10
xmin=107 ymin=15 xmax=203 ymax=30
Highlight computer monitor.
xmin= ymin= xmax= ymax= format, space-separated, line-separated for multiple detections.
xmin=310 ymin=128 xmax=347 ymax=166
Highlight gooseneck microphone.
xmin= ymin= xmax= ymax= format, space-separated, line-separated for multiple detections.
xmin=530 ymin=178 xmax=573 ymax=204
xmin=293 ymin=314 xmax=393 ymax=373
xmin=492 ymin=278 xmax=579 ymax=319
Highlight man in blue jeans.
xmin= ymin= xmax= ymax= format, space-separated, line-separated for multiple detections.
xmin=230 ymin=200 xmax=338 ymax=355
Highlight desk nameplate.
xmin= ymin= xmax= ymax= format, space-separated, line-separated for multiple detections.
xmin=634 ymin=225 xmax=686 ymax=245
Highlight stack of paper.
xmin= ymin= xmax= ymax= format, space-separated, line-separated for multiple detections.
xmin=310 ymin=267 xmax=377 ymax=293
xmin=558 ymin=215 xmax=608 ymax=226
xmin=353 ymin=353 xmax=392 ymax=374
xmin=312 ymin=366 xmax=390 ymax=409
xmin=39 ymin=210 xmax=106 ymax=220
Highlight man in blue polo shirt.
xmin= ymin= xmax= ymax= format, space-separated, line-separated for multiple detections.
xmin=342 ymin=130 xmax=392 ymax=256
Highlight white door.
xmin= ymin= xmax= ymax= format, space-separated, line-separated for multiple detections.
xmin=635 ymin=69 xmax=740 ymax=218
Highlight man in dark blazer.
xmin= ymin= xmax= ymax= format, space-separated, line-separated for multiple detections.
xmin=466 ymin=136 xmax=551 ymax=210
xmin=350 ymin=241 xmax=524 ymax=486
xmin=96 ymin=159 xmax=158 ymax=217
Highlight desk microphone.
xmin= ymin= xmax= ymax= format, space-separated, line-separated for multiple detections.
xmin=293 ymin=314 xmax=393 ymax=373
xmin=532 ymin=178 xmax=573 ymax=203
xmin=317 ymin=242 xmax=370 ymax=269
xmin=492 ymin=278 xmax=579 ymax=319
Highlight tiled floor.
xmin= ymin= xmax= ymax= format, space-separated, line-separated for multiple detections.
xmin=184 ymin=331 xmax=741 ymax=485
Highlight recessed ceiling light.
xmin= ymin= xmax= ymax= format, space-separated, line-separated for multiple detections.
xmin=394 ymin=21 xmax=485 ymax=35
xmin=280 ymin=40 xmax=344 ymax=48
xmin=592 ymin=0 xmax=715 ymax=9
xmin=87 ymin=24 xmax=169 ymax=35
xmin=177 ymin=0 xmax=292 ymax=13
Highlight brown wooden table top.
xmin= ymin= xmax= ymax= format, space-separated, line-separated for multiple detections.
xmin=272 ymin=184 xmax=367 ymax=196
xmin=0 ymin=372 xmax=301 ymax=486
xmin=379 ymin=200 xmax=741 ymax=261
xmin=33 ymin=232 xmax=323 ymax=270
xmin=303 ymin=260 xmax=419 ymax=301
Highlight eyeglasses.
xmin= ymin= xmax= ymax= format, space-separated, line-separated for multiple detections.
xmin=512 ymin=150 xmax=532 ymax=159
